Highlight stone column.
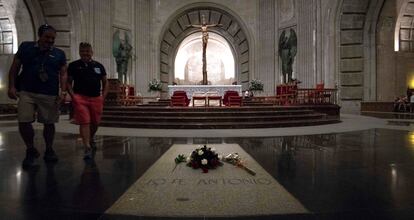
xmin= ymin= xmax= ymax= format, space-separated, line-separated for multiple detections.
xmin=135 ymin=0 xmax=151 ymax=95
xmin=93 ymin=0 xmax=112 ymax=77
xmin=257 ymin=0 xmax=276 ymax=95
xmin=297 ymin=0 xmax=317 ymax=87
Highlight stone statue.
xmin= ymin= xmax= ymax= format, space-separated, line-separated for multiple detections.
xmin=188 ymin=15 xmax=221 ymax=85
xmin=112 ymin=30 xmax=133 ymax=84
xmin=278 ymin=28 xmax=297 ymax=83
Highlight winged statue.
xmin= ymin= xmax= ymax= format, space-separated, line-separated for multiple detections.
xmin=278 ymin=28 xmax=297 ymax=83
xmin=112 ymin=30 xmax=133 ymax=84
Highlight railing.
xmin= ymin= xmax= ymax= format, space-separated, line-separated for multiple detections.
xmin=297 ymin=88 xmax=338 ymax=105
xmin=246 ymin=88 xmax=338 ymax=105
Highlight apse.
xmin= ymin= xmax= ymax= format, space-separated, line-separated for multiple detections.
xmin=174 ymin=32 xmax=235 ymax=85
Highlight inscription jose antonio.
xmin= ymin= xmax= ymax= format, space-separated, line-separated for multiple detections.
xmin=145 ymin=178 xmax=272 ymax=187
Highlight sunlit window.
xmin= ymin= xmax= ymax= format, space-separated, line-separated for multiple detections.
xmin=174 ymin=32 xmax=235 ymax=85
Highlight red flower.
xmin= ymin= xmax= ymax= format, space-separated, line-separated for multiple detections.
xmin=191 ymin=161 xmax=199 ymax=169
xmin=185 ymin=145 xmax=222 ymax=173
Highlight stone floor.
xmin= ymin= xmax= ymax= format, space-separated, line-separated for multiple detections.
xmin=1 ymin=114 xmax=414 ymax=219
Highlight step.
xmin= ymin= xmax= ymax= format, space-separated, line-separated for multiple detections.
xmin=103 ymin=105 xmax=321 ymax=112
xmin=0 ymin=114 xmax=17 ymax=121
xmin=146 ymin=102 xmax=170 ymax=106
xmin=100 ymin=118 xmax=340 ymax=129
xmin=102 ymin=109 xmax=317 ymax=117
xmin=243 ymin=103 xmax=274 ymax=106
xmin=100 ymin=104 xmax=340 ymax=129
xmin=101 ymin=113 xmax=326 ymax=123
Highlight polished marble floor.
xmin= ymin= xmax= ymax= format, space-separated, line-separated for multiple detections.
xmin=0 ymin=128 xmax=414 ymax=219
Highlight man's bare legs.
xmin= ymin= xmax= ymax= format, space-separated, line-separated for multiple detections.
xmin=20 ymin=122 xmax=58 ymax=167
xmin=19 ymin=122 xmax=35 ymax=149
xmin=80 ymin=124 xmax=95 ymax=160
xmin=90 ymin=124 xmax=98 ymax=149
xmin=43 ymin=123 xmax=58 ymax=162
xmin=19 ymin=122 xmax=38 ymax=168
xmin=80 ymin=124 xmax=91 ymax=148
xmin=20 ymin=123 xmax=56 ymax=150
xmin=43 ymin=124 xmax=55 ymax=150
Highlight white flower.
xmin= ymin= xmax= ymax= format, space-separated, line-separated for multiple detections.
xmin=211 ymin=147 xmax=216 ymax=153
xmin=201 ymin=159 xmax=208 ymax=165
xmin=148 ymin=79 xmax=162 ymax=91
xmin=249 ymin=79 xmax=264 ymax=91
xmin=186 ymin=157 xmax=191 ymax=162
xmin=198 ymin=150 xmax=204 ymax=156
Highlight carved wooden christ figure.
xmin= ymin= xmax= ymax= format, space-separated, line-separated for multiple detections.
xmin=188 ymin=15 xmax=221 ymax=85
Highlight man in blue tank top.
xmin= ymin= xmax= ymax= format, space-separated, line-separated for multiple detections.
xmin=8 ymin=24 xmax=68 ymax=168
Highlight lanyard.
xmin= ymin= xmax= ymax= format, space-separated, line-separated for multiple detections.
xmin=38 ymin=49 xmax=51 ymax=82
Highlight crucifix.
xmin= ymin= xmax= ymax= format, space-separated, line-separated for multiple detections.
xmin=188 ymin=15 xmax=221 ymax=85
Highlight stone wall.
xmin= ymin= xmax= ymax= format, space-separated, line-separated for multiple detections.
xmin=391 ymin=0 xmax=414 ymax=101
xmin=376 ymin=0 xmax=414 ymax=101
xmin=0 ymin=0 xmax=406 ymax=113
xmin=337 ymin=0 xmax=387 ymax=113
xmin=377 ymin=0 xmax=398 ymax=101
xmin=148 ymin=0 xmax=258 ymax=95
xmin=0 ymin=55 xmax=14 ymax=104
xmin=0 ymin=0 xmax=33 ymax=104
xmin=257 ymin=0 xmax=276 ymax=95
xmin=337 ymin=0 xmax=370 ymax=113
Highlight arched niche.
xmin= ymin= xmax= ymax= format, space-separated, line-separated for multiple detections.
xmin=25 ymin=0 xmax=79 ymax=60
xmin=336 ymin=0 xmax=384 ymax=112
xmin=395 ymin=0 xmax=414 ymax=52
xmin=174 ymin=32 xmax=235 ymax=85
xmin=159 ymin=5 xmax=251 ymax=92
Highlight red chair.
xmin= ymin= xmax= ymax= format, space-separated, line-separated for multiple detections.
xmin=223 ymin=91 xmax=240 ymax=106
xmin=308 ymin=83 xmax=325 ymax=103
xmin=128 ymin=86 xmax=135 ymax=96
xmin=171 ymin=91 xmax=190 ymax=106
xmin=228 ymin=96 xmax=242 ymax=106
xmin=276 ymin=84 xmax=297 ymax=105
xmin=276 ymin=84 xmax=288 ymax=95
xmin=316 ymin=83 xmax=324 ymax=90
xmin=286 ymin=84 xmax=298 ymax=104
xmin=315 ymin=83 xmax=325 ymax=103
xmin=170 ymin=96 xmax=187 ymax=106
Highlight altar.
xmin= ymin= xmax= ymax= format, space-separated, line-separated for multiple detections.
xmin=168 ymin=85 xmax=242 ymax=99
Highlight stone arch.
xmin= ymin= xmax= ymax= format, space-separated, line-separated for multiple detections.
xmin=0 ymin=1 xmax=18 ymax=54
xmin=337 ymin=0 xmax=384 ymax=111
xmin=395 ymin=0 xmax=414 ymax=52
xmin=24 ymin=0 xmax=79 ymax=60
xmin=0 ymin=0 xmax=34 ymax=53
xmin=159 ymin=4 xmax=251 ymax=91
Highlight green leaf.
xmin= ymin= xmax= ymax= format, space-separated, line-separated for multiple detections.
xmin=175 ymin=154 xmax=187 ymax=164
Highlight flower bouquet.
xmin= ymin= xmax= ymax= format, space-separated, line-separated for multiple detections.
xmin=248 ymin=79 xmax=264 ymax=92
xmin=148 ymin=78 xmax=162 ymax=92
xmin=248 ymin=79 xmax=264 ymax=96
xmin=223 ymin=153 xmax=256 ymax=176
xmin=178 ymin=145 xmax=223 ymax=173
